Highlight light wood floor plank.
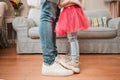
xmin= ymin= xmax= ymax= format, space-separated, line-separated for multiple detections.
xmin=0 ymin=48 xmax=120 ymax=80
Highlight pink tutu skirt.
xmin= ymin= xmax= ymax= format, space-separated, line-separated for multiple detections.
xmin=55 ymin=5 xmax=91 ymax=36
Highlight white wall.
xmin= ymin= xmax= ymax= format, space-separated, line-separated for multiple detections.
xmin=84 ymin=0 xmax=109 ymax=10
xmin=20 ymin=0 xmax=110 ymax=16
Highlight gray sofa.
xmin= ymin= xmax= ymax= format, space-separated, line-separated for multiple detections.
xmin=12 ymin=8 xmax=120 ymax=54
xmin=12 ymin=0 xmax=120 ymax=54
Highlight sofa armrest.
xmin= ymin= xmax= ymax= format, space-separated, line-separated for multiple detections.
xmin=12 ymin=17 xmax=36 ymax=31
xmin=108 ymin=17 xmax=120 ymax=36
xmin=108 ymin=17 xmax=120 ymax=29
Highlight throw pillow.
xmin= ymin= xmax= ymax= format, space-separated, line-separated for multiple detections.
xmin=88 ymin=17 xmax=108 ymax=27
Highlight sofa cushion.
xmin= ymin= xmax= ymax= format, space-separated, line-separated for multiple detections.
xmin=28 ymin=27 xmax=39 ymax=39
xmin=28 ymin=9 xmax=40 ymax=26
xmin=77 ymin=27 xmax=117 ymax=39
xmin=28 ymin=27 xmax=117 ymax=39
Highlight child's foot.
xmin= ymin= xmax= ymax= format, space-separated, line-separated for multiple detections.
xmin=56 ymin=55 xmax=80 ymax=73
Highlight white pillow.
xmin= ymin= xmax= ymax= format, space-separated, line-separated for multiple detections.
xmin=27 ymin=0 xmax=41 ymax=8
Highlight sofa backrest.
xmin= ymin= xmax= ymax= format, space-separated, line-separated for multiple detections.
xmin=85 ymin=9 xmax=112 ymax=19
xmin=27 ymin=0 xmax=112 ymax=27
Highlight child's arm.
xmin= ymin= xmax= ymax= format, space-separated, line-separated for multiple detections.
xmin=58 ymin=0 xmax=84 ymax=8
xmin=80 ymin=0 xmax=85 ymax=9
xmin=59 ymin=0 xmax=70 ymax=8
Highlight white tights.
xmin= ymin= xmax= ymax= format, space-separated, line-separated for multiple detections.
xmin=67 ymin=32 xmax=79 ymax=63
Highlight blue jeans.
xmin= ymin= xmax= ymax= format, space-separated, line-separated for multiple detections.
xmin=39 ymin=0 xmax=60 ymax=65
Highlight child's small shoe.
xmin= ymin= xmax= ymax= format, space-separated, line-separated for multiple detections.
xmin=56 ymin=55 xmax=80 ymax=73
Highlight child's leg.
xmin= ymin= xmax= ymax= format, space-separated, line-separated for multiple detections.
xmin=55 ymin=32 xmax=80 ymax=73
xmin=67 ymin=32 xmax=79 ymax=63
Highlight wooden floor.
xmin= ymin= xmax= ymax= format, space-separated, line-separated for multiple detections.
xmin=0 ymin=48 xmax=120 ymax=80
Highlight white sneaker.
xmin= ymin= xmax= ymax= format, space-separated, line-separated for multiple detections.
xmin=56 ymin=55 xmax=80 ymax=73
xmin=42 ymin=61 xmax=74 ymax=76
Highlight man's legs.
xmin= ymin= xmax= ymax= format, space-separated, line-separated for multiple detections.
xmin=39 ymin=0 xmax=59 ymax=65
xmin=39 ymin=0 xmax=73 ymax=76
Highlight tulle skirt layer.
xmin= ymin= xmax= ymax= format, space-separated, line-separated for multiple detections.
xmin=55 ymin=5 xmax=91 ymax=36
